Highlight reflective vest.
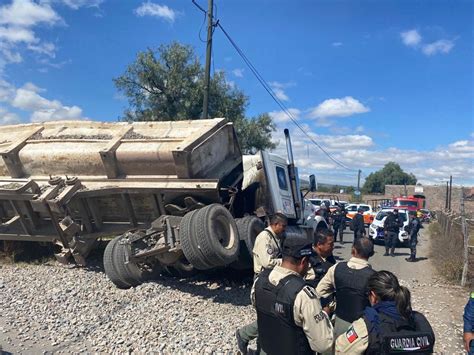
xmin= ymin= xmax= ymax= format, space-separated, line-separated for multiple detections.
xmin=255 ymin=268 xmax=313 ymax=355
xmin=364 ymin=311 xmax=435 ymax=354
xmin=334 ymin=262 xmax=375 ymax=322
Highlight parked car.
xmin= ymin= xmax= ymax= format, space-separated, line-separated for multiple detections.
xmin=308 ymin=198 xmax=323 ymax=207
xmin=345 ymin=203 xmax=376 ymax=226
xmin=368 ymin=208 xmax=410 ymax=246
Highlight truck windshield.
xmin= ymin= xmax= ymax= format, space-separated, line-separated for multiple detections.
xmin=396 ymin=200 xmax=418 ymax=207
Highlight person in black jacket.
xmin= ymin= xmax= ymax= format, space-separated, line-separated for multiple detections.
xmin=332 ymin=206 xmax=345 ymax=243
xmin=406 ymin=211 xmax=423 ymax=262
xmin=335 ymin=270 xmax=435 ymax=354
xmin=351 ymin=208 xmax=366 ymax=242
xmin=383 ymin=209 xmax=403 ymax=257
xmin=305 ymin=229 xmax=337 ymax=288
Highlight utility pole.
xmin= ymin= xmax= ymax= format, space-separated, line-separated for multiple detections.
xmin=202 ymin=0 xmax=214 ymax=119
xmin=445 ymin=181 xmax=449 ymax=210
xmin=357 ymin=169 xmax=361 ymax=192
xmin=448 ymin=175 xmax=452 ymax=211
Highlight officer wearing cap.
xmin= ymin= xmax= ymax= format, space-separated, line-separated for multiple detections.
xmin=253 ymin=236 xmax=334 ymax=354
xmin=316 ymin=237 xmax=375 ymax=340
xmin=406 ymin=210 xmax=423 ymax=262
xmin=236 ymin=213 xmax=288 ymax=353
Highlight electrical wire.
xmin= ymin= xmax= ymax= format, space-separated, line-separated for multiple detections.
xmin=216 ymin=22 xmax=357 ymax=172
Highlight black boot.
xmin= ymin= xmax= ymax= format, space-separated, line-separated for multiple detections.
xmin=390 ymin=248 xmax=395 ymax=257
xmin=384 ymin=248 xmax=389 ymax=256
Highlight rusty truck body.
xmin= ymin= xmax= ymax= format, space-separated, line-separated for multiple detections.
xmin=0 ymin=118 xmax=327 ymax=288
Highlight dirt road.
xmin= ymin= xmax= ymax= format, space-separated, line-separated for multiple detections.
xmin=333 ymin=227 xmax=467 ymax=354
xmin=0 ymin=226 xmax=469 ymax=353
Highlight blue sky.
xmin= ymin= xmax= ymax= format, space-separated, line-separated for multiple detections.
xmin=0 ymin=0 xmax=472 ymax=186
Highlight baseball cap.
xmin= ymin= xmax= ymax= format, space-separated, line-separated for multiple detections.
xmin=282 ymin=236 xmax=314 ymax=258
xmin=357 ymin=207 xmax=364 ymax=213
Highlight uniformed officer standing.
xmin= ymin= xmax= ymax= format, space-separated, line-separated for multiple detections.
xmin=305 ymin=229 xmax=336 ymax=288
xmin=383 ymin=209 xmax=403 ymax=257
xmin=253 ymin=236 xmax=334 ymax=355
xmin=406 ymin=211 xmax=423 ymax=262
xmin=335 ymin=270 xmax=435 ymax=354
xmin=351 ymin=208 xmax=366 ymax=242
xmin=236 ymin=213 xmax=288 ymax=354
xmin=332 ymin=207 xmax=345 ymax=244
xmin=316 ymin=237 xmax=375 ymax=339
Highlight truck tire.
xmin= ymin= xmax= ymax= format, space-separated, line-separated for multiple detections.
xmin=179 ymin=209 xmax=214 ymax=270
xmin=103 ymin=237 xmax=132 ymax=289
xmin=194 ymin=204 xmax=239 ymax=266
xmin=236 ymin=216 xmax=264 ymax=259
xmin=163 ymin=257 xmax=198 ymax=278
xmin=108 ymin=234 xmax=161 ymax=288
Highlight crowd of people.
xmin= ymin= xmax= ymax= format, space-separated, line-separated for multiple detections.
xmin=234 ymin=210 xmax=441 ymax=354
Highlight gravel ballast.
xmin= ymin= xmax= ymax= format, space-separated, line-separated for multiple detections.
xmin=0 ymin=227 xmax=468 ymax=353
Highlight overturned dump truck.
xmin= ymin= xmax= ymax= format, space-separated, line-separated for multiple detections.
xmin=0 ymin=118 xmax=327 ymax=288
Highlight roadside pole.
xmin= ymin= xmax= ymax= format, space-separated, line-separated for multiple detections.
xmin=202 ymin=0 xmax=214 ymax=119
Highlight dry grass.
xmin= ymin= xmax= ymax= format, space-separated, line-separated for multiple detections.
xmin=428 ymin=222 xmax=465 ymax=283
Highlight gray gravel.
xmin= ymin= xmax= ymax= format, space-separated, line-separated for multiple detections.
xmin=0 ymin=226 xmax=468 ymax=353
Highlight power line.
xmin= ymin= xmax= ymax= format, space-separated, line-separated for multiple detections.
xmin=216 ymin=22 xmax=357 ymax=172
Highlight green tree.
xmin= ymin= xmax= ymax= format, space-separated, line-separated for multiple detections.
xmin=114 ymin=42 xmax=275 ymax=153
xmin=362 ymin=162 xmax=417 ymax=193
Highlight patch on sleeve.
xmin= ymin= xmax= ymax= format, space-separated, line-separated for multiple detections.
xmin=346 ymin=326 xmax=358 ymax=343
xmin=471 ymin=291 xmax=474 ymax=299
xmin=302 ymin=285 xmax=316 ymax=299
xmin=266 ymin=245 xmax=274 ymax=255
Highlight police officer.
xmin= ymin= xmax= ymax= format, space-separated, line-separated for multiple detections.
xmin=406 ymin=211 xmax=423 ymax=262
xmin=316 ymin=237 xmax=375 ymax=339
xmin=305 ymin=229 xmax=336 ymax=288
xmin=463 ymin=292 xmax=474 ymax=354
xmin=254 ymin=236 xmax=334 ymax=354
xmin=351 ymin=208 xmax=366 ymax=242
xmin=332 ymin=207 xmax=345 ymax=244
xmin=383 ymin=209 xmax=403 ymax=257
xmin=335 ymin=270 xmax=435 ymax=354
xmin=236 ymin=213 xmax=288 ymax=354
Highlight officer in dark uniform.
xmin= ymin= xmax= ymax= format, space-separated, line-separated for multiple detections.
xmin=406 ymin=211 xmax=423 ymax=262
xmin=336 ymin=270 xmax=435 ymax=354
xmin=351 ymin=208 xmax=366 ymax=242
xmin=305 ymin=229 xmax=336 ymax=288
xmin=253 ymin=236 xmax=334 ymax=354
xmin=332 ymin=207 xmax=345 ymax=244
xmin=383 ymin=209 xmax=403 ymax=257
xmin=316 ymin=237 xmax=375 ymax=339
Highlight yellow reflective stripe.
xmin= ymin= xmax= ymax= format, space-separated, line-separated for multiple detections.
xmin=470 ymin=292 xmax=474 ymax=299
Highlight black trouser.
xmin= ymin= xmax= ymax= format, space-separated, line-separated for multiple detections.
xmin=334 ymin=224 xmax=343 ymax=242
xmin=354 ymin=229 xmax=364 ymax=242
xmin=385 ymin=231 xmax=398 ymax=254
xmin=409 ymin=233 xmax=418 ymax=259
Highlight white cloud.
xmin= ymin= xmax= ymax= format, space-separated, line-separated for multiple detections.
xmin=269 ymin=108 xmax=301 ymax=123
xmin=134 ymin=2 xmax=177 ymax=22
xmin=59 ymin=0 xmax=104 ymax=10
xmin=232 ymin=68 xmax=244 ymax=78
xmin=400 ymin=29 xmax=455 ymax=56
xmin=0 ymin=0 xmax=61 ymax=27
xmin=332 ymin=42 xmax=343 ymax=47
xmin=422 ymin=39 xmax=454 ymax=56
xmin=0 ymin=106 xmax=20 ymax=125
xmin=27 ymin=42 xmax=56 ymax=58
xmin=11 ymin=82 xmax=85 ymax=122
xmin=0 ymin=26 xmax=37 ymax=43
xmin=308 ymin=96 xmax=370 ymax=126
xmin=270 ymin=81 xmax=294 ymax=102
xmin=400 ymin=29 xmax=421 ymax=47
